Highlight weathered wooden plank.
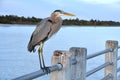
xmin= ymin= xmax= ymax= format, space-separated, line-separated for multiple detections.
xmin=50 ymin=50 xmax=71 ymax=80
xmin=50 ymin=47 xmax=87 ymax=80
xmin=70 ymin=47 xmax=87 ymax=80
xmin=105 ymin=40 xmax=118 ymax=80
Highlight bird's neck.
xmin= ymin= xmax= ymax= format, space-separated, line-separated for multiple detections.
xmin=50 ymin=14 xmax=61 ymax=23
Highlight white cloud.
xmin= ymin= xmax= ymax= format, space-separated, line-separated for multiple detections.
xmin=79 ymin=0 xmax=120 ymax=5
xmin=75 ymin=0 xmax=120 ymax=9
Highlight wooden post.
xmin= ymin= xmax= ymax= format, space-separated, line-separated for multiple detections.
xmin=105 ymin=40 xmax=118 ymax=80
xmin=70 ymin=47 xmax=87 ymax=80
xmin=50 ymin=50 xmax=71 ymax=80
xmin=50 ymin=47 xmax=87 ymax=80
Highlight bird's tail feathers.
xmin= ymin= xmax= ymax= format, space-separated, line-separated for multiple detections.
xmin=27 ymin=42 xmax=36 ymax=53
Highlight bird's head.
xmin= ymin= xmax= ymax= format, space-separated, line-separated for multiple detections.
xmin=52 ymin=10 xmax=75 ymax=17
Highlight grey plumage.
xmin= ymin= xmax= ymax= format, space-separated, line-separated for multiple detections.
xmin=27 ymin=10 xmax=75 ymax=70
xmin=28 ymin=17 xmax=62 ymax=52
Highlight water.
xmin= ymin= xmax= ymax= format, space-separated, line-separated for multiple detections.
xmin=0 ymin=24 xmax=120 ymax=80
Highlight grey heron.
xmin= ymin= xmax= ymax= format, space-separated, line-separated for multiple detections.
xmin=27 ymin=10 xmax=75 ymax=72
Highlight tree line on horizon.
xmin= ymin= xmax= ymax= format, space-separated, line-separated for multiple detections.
xmin=0 ymin=15 xmax=120 ymax=26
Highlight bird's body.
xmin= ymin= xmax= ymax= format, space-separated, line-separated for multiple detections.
xmin=28 ymin=17 xmax=62 ymax=52
xmin=27 ymin=10 xmax=75 ymax=72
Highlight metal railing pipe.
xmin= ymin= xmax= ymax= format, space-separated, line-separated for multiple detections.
xmin=117 ymin=67 xmax=120 ymax=72
xmin=86 ymin=62 xmax=113 ymax=77
xmin=13 ymin=64 xmax=62 ymax=80
xmin=101 ymin=74 xmax=113 ymax=80
xmin=87 ymin=48 xmax=113 ymax=60
xmin=118 ymin=46 xmax=120 ymax=49
xmin=117 ymin=56 xmax=120 ymax=60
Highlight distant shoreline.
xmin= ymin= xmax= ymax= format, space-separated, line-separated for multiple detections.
xmin=0 ymin=23 xmax=120 ymax=27
xmin=0 ymin=15 xmax=120 ymax=26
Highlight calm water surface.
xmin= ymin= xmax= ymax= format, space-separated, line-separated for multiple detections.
xmin=0 ymin=24 xmax=120 ymax=80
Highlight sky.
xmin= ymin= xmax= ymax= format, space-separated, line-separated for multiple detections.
xmin=0 ymin=0 xmax=120 ymax=21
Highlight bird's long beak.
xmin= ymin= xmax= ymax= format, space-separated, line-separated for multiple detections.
xmin=63 ymin=12 xmax=75 ymax=16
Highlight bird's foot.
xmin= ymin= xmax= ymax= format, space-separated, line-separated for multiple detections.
xmin=41 ymin=66 xmax=51 ymax=74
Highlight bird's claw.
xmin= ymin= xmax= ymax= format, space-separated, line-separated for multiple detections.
xmin=41 ymin=66 xmax=51 ymax=74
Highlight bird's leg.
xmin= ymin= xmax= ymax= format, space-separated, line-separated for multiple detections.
xmin=38 ymin=46 xmax=43 ymax=69
xmin=40 ymin=42 xmax=45 ymax=68
xmin=39 ymin=42 xmax=50 ymax=73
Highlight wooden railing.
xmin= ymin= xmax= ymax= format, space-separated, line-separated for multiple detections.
xmin=13 ymin=40 xmax=120 ymax=80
